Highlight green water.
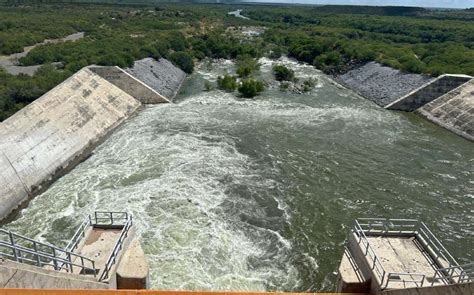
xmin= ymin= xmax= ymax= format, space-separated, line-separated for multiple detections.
xmin=5 ymin=57 xmax=473 ymax=291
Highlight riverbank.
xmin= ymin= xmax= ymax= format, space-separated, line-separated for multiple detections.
xmin=0 ymin=32 xmax=84 ymax=76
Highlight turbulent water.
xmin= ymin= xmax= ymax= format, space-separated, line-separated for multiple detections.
xmin=5 ymin=57 xmax=473 ymax=292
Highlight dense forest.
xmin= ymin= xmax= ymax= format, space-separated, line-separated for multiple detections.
xmin=0 ymin=2 xmax=473 ymax=121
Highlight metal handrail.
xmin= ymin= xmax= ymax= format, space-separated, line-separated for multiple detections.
xmin=98 ymin=216 xmax=133 ymax=282
xmin=353 ymin=218 xmax=472 ymax=289
xmin=94 ymin=211 xmax=129 ymax=226
xmin=0 ymin=228 xmax=96 ymax=276
xmin=431 ymin=263 xmax=473 ymax=285
xmin=384 ymin=272 xmax=426 ymax=289
xmin=0 ymin=241 xmax=95 ymax=274
xmin=354 ymin=220 xmax=386 ymax=286
xmin=64 ymin=216 xmax=92 ymax=253
xmin=417 ymin=222 xmax=459 ymax=269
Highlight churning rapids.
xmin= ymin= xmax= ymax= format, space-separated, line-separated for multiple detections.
xmin=5 ymin=57 xmax=473 ymax=292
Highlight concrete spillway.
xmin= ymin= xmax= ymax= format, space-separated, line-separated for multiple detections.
xmin=0 ymin=59 xmax=185 ymax=221
xmin=385 ymin=74 xmax=472 ymax=111
xmin=417 ymin=79 xmax=474 ymax=141
xmin=384 ymin=74 xmax=473 ymax=141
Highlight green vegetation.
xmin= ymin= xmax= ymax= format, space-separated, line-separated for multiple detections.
xmin=238 ymin=79 xmax=264 ymax=98
xmin=246 ymin=6 xmax=474 ymax=75
xmin=204 ymin=80 xmax=213 ymax=91
xmin=217 ymin=74 xmax=237 ymax=92
xmin=169 ymin=51 xmax=194 ymax=74
xmin=302 ymin=78 xmax=317 ymax=92
xmin=235 ymin=55 xmax=260 ymax=78
xmin=273 ymin=64 xmax=294 ymax=81
xmin=0 ymin=3 xmax=473 ymax=120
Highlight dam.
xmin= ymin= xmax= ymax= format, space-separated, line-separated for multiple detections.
xmin=0 ymin=57 xmax=472 ymax=292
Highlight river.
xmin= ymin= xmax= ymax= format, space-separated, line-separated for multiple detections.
xmin=5 ymin=57 xmax=473 ymax=291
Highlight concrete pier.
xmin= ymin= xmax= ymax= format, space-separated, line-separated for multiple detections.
xmin=337 ymin=218 xmax=473 ymax=295
xmin=0 ymin=211 xmax=149 ymax=290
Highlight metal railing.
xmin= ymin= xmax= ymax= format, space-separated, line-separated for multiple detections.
xmin=0 ymin=228 xmax=96 ymax=276
xmin=98 ymin=213 xmax=133 ymax=282
xmin=355 ymin=218 xmax=419 ymax=235
xmin=353 ymin=218 xmax=472 ymax=290
xmin=93 ymin=211 xmax=130 ymax=227
xmin=354 ymin=219 xmax=387 ymax=286
xmin=383 ymin=272 xmax=426 ymax=289
xmin=64 ymin=216 xmax=93 ymax=253
xmin=431 ymin=263 xmax=473 ymax=285
xmin=417 ymin=222 xmax=459 ymax=269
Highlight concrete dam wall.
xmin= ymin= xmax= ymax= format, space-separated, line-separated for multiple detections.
xmin=417 ymin=79 xmax=474 ymax=141
xmin=338 ymin=63 xmax=473 ymax=141
xmin=0 ymin=58 xmax=185 ymax=222
xmin=89 ymin=66 xmax=170 ymax=104
xmin=385 ymin=74 xmax=472 ymax=111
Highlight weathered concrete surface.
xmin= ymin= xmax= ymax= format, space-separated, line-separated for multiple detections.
xmin=416 ymin=79 xmax=474 ymax=141
xmin=365 ymin=236 xmax=442 ymax=289
xmin=336 ymin=62 xmax=433 ymax=106
xmin=0 ymin=153 xmax=29 ymax=222
xmin=0 ymin=258 xmax=107 ymax=289
xmin=125 ymin=58 xmax=186 ymax=101
xmin=0 ymin=68 xmax=141 ymax=221
xmin=116 ymin=238 xmax=150 ymax=289
xmin=73 ymin=228 xmax=122 ymax=277
xmin=90 ymin=66 xmax=170 ymax=104
xmin=336 ymin=247 xmax=371 ymax=293
xmin=343 ymin=233 xmax=383 ymax=295
xmin=382 ymin=282 xmax=474 ymax=295
xmin=385 ymin=74 xmax=472 ymax=111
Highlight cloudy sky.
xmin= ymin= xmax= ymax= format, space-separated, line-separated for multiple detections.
xmin=248 ymin=0 xmax=474 ymax=9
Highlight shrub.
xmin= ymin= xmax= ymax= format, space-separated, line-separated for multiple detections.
xmin=238 ymin=79 xmax=264 ymax=98
xmin=273 ymin=64 xmax=294 ymax=81
xmin=204 ymin=80 xmax=213 ymax=91
xmin=217 ymin=74 xmax=237 ymax=92
xmin=169 ymin=51 xmax=194 ymax=74
xmin=236 ymin=55 xmax=260 ymax=78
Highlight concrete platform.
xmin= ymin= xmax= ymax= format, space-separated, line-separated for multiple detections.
xmin=73 ymin=228 xmax=122 ymax=275
xmin=364 ymin=236 xmax=440 ymax=289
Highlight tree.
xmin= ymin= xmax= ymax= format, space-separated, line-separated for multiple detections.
xmin=169 ymin=51 xmax=194 ymax=74
xmin=238 ymin=79 xmax=264 ymax=98
xmin=273 ymin=64 xmax=294 ymax=81
xmin=217 ymin=75 xmax=237 ymax=92
xmin=236 ymin=55 xmax=260 ymax=78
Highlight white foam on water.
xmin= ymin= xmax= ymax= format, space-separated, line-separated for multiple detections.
xmin=6 ymin=57 xmax=472 ymax=292
xmin=6 ymin=99 xmax=299 ymax=290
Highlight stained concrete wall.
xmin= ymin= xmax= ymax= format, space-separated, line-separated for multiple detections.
xmin=89 ymin=66 xmax=170 ymax=104
xmin=382 ymin=282 xmax=473 ymax=295
xmin=416 ymin=79 xmax=474 ymax=141
xmin=125 ymin=58 xmax=186 ymax=101
xmin=0 ymin=258 xmax=108 ymax=289
xmin=0 ymin=153 xmax=29 ymax=222
xmin=385 ymin=74 xmax=472 ymax=111
xmin=116 ymin=238 xmax=150 ymax=289
xmin=0 ymin=68 xmax=142 ymax=221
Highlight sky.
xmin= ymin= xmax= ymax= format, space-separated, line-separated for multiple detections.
xmin=247 ymin=0 xmax=474 ymax=9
